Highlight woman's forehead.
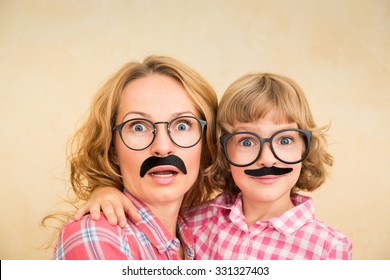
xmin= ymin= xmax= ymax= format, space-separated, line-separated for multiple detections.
xmin=117 ymin=75 xmax=199 ymax=122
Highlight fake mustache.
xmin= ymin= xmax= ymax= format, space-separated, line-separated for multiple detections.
xmin=140 ymin=155 xmax=187 ymax=178
xmin=244 ymin=166 xmax=293 ymax=177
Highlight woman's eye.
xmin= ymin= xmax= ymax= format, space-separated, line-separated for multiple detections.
xmin=172 ymin=119 xmax=193 ymax=132
xmin=132 ymin=123 xmax=146 ymax=132
xmin=176 ymin=122 xmax=190 ymax=131
xmin=125 ymin=121 xmax=151 ymax=133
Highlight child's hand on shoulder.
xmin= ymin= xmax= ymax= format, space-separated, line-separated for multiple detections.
xmin=74 ymin=186 xmax=141 ymax=228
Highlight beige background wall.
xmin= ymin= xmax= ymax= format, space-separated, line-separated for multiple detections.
xmin=0 ymin=0 xmax=389 ymax=260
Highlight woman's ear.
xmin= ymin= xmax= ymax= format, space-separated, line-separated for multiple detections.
xmin=110 ymin=139 xmax=120 ymax=166
xmin=112 ymin=150 xmax=119 ymax=165
xmin=223 ymin=160 xmax=231 ymax=172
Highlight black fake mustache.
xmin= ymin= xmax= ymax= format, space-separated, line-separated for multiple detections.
xmin=140 ymin=155 xmax=187 ymax=178
xmin=244 ymin=166 xmax=293 ymax=177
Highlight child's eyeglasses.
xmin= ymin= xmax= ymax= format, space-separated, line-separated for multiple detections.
xmin=220 ymin=129 xmax=312 ymax=167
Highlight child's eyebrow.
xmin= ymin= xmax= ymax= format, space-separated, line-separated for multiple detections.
xmin=233 ymin=124 xmax=299 ymax=133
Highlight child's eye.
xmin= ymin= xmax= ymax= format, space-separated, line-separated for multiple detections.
xmin=279 ymin=137 xmax=293 ymax=145
xmin=239 ymin=138 xmax=255 ymax=147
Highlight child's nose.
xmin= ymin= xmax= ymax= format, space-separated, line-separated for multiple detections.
xmin=257 ymin=142 xmax=277 ymax=167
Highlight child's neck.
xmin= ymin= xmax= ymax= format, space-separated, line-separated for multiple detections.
xmin=241 ymin=193 xmax=295 ymax=227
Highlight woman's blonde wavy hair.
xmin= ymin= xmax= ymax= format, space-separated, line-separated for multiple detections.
xmin=205 ymin=72 xmax=333 ymax=195
xmin=44 ymin=55 xmax=218 ymax=225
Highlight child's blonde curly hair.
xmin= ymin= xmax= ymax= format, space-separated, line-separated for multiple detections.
xmin=206 ymin=72 xmax=333 ymax=195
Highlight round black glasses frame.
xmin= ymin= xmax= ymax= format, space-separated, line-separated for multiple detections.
xmin=114 ymin=116 xmax=207 ymax=151
xmin=220 ymin=128 xmax=312 ymax=167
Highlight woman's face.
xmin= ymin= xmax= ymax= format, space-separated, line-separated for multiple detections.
xmin=114 ymin=74 xmax=202 ymax=209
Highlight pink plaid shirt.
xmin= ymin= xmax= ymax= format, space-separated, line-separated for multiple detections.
xmin=53 ymin=191 xmax=195 ymax=260
xmin=186 ymin=193 xmax=352 ymax=260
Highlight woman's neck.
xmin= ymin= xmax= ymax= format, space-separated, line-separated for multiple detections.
xmin=146 ymin=202 xmax=181 ymax=237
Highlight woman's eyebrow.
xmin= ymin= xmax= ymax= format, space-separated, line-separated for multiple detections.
xmin=171 ymin=111 xmax=197 ymax=118
xmin=122 ymin=111 xmax=151 ymax=121
xmin=122 ymin=111 xmax=197 ymax=121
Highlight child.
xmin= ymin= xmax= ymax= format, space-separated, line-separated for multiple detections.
xmin=76 ymin=72 xmax=352 ymax=259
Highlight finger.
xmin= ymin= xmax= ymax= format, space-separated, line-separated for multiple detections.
xmin=111 ymin=201 xmax=127 ymax=228
xmin=123 ymin=198 xmax=141 ymax=224
xmin=89 ymin=204 xmax=102 ymax=221
xmin=74 ymin=206 xmax=88 ymax=221
xmin=100 ymin=201 xmax=118 ymax=225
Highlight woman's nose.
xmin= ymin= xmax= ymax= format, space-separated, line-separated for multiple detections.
xmin=149 ymin=123 xmax=175 ymax=157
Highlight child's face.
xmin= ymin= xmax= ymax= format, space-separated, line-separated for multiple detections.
xmin=228 ymin=111 xmax=302 ymax=209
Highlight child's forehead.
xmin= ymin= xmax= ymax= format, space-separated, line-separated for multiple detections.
xmin=233 ymin=109 xmax=294 ymax=125
xmin=232 ymin=119 xmax=298 ymax=129
xmin=231 ymin=110 xmax=298 ymax=132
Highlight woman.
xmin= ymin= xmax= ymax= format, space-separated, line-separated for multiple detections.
xmin=46 ymin=55 xmax=218 ymax=259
